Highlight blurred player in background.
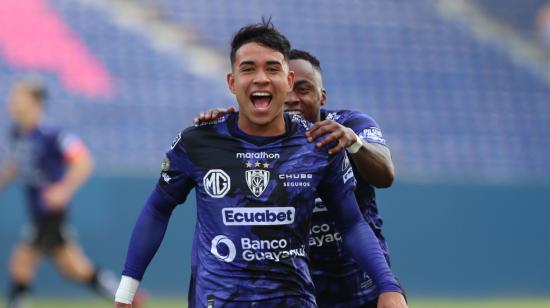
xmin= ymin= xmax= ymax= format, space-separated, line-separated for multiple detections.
xmin=115 ymin=20 xmax=406 ymax=307
xmin=195 ymin=49 xmax=399 ymax=307
xmin=0 ymin=79 xmax=131 ymax=308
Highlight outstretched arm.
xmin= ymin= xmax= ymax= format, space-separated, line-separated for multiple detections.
xmin=114 ymin=188 xmax=178 ymax=306
xmin=320 ymin=190 xmax=406 ymax=308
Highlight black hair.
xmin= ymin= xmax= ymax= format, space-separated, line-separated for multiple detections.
xmin=230 ymin=17 xmax=291 ymax=66
xmin=289 ymin=49 xmax=322 ymax=74
xmin=15 ymin=78 xmax=48 ymax=104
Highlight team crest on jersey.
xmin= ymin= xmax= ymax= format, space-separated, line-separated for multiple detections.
xmin=245 ymin=169 xmax=270 ymax=197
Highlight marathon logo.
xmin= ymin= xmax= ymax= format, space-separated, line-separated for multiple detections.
xmin=222 ymin=207 xmax=295 ymax=226
xmin=236 ymin=152 xmax=280 ymax=160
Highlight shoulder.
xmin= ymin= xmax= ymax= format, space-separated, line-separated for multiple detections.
xmin=322 ymin=108 xmax=378 ymax=125
xmin=37 ymin=124 xmax=63 ymax=137
xmin=170 ymin=114 xmax=231 ymax=153
xmin=181 ymin=114 xmax=229 ymax=138
xmin=288 ymin=113 xmax=313 ymax=132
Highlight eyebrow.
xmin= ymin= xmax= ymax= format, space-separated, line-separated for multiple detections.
xmin=239 ymin=61 xmax=255 ymax=66
xmin=238 ymin=60 xmax=283 ymax=66
xmin=293 ymin=80 xmax=314 ymax=88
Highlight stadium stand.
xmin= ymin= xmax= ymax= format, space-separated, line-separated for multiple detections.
xmin=1 ymin=0 xmax=549 ymax=182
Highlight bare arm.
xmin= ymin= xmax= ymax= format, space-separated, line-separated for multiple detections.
xmin=0 ymin=161 xmax=18 ymax=192
xmin=350 ymin=139 xmax=394 ymax=188
xmin=43 ymin=145 xmax=94 ymax=210
xmin=307 ymin=120 xmax=394 ymax=188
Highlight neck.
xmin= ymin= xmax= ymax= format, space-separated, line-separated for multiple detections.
xmin=237 ymin=113 xmax=286 ymax=137
xmin=19 ymin=115 xmax=41 ymax=132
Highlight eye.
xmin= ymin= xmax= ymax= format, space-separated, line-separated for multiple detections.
xmin=267 ymin=66 xmax=281 ymax=73
xmin=296 ymin=87 xmax=311 ymax=94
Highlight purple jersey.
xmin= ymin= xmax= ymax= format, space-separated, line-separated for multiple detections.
xmin=8 ymin=125 xmax=83 ymax=220
xmin=122 ymin=112 xmax=401 ymax=307
xmin=158 ymin=112 xmax=357 ymax=305
xmin=309 ymin=109 xmax=389 ymax=306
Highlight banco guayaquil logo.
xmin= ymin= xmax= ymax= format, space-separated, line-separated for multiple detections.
xmin=210 ymin=235 xmax=236 ymax=262
xmin=203 ymin=169 xmax=231 ymax=198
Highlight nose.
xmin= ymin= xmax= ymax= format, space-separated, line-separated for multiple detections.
xmin=253 ymin=69 xmax=270 ymax=85
xmin=284 ymin=90 xmax=299 ymax=108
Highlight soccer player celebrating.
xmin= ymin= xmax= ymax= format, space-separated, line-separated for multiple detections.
xmin=287 ymin=49 xmax=397 ymax=307
xmin=115 ymin=20 xmax=406 ymax=308
xmin=196 ymin=49 xmax=400 ymax=307
xmin=0 ymin=80 xmax=128 ymax=308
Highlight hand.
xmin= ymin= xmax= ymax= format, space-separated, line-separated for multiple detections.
xmin=114 ymin=302 xmax=132 ymax=308
xmin=377 ymin=292 xmax=408 ymax=308
xmin=42 ymin=182 xmax=72 ymax=211
xmin=193 ymin=106 xmax=236 ymax=125
xmin=306 ymin=120 xmax=358 ymax=155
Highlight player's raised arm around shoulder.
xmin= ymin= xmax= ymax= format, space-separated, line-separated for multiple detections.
xmin=308 ymin=112 xmax=394 ymax=188
xmin=115 ymin=131 xmax=196 ymax=306
xmin=318 ymin=151 xmax=406 ymax=307
xmin=345 ymin=113 xmax=394 ymax=188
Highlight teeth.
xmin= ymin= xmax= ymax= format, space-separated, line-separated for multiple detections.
xmin=252 ymin=92 xmax=271 ymax=97
xmin=287 ymin=111 xmax=301 ymax=115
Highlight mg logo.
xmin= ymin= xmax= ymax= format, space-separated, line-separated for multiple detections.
xmin=203 ymin=169 xmax=231 ymax=198
xmin=245 ymin=169 xmax=270 ymax=197
xmin=210 ymin=235 xmax=236 ymax=262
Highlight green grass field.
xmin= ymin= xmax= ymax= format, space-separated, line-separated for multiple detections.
xmin=6 ymin=297 xmax=550 ymax=308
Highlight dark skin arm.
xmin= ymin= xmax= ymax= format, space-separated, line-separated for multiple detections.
xmin=193 ymin=106 xmax=236 ymax=125
xmin=306 ymin=120 xmax=394 ymax=188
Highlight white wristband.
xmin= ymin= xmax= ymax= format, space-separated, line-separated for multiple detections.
xmin=346 ymin=133 xmax=364 ymax=154
xmin=115 ymin=275 xmax=140 ymax=304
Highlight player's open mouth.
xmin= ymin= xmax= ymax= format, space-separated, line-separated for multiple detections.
xmin=250 ymin=92 xmax=272 ymax=110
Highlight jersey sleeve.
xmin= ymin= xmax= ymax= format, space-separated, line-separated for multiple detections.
xmin=56 ymin=131 xmax=88 ymax=162
xmin=343 ymin=111 xmax=387 ymax=146
xmin=318 ymin=151 xmax=402 ymax=293
xmin=156 ymin=131 xmax=196 ymax=205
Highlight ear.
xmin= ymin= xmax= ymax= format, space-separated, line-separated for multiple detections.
xmin=287 ymin=70 xmax=295 ymax=91
xmin=227 ymin=72 xmax=236 ymax=94
xmin=320 ymin=88 xmax=327 ymax=106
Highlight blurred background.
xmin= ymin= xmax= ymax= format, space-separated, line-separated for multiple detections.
xmin=1 ymin=0 xmax=549 ymax=306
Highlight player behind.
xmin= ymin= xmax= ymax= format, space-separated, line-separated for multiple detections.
xmin=288 ymin=49 xmax=398 ymax=307
xmin=114 ymin=20 xmax=407 ymax=307
xmin=0 ymin=80 xmax=139 ymax=308
xmin=195 ymin=49 xmax=399 ymax=307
